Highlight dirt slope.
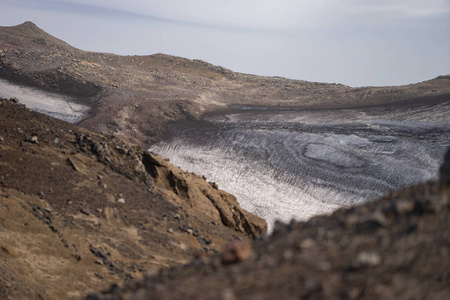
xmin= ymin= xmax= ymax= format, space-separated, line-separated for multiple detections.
xmin=0 ymin=98 xmax=266 ymax=300
xmin=1 ymin=22 xmax=450 ymax=148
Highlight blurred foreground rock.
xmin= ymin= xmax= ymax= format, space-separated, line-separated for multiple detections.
xmin=87 ymin=154 xmax=450 ymax=300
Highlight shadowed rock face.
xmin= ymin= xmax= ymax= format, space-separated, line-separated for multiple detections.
xmin=0 ymin=98 xmax=266 ymax=299
xmin=440 ymin=148 xmax=450 ymax=185
xmin=143 ymin=153 xmax=267 ymax=238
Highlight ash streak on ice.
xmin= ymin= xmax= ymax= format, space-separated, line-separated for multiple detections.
xmin=0 ymin=79 xmax=90 ymax=123
xmin=150 ymin=101 xmax=450 ymax=230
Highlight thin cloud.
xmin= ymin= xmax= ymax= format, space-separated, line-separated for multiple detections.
xmin=350 ymin=0 xmax=450 ymax=19
xmin=49 ymin=0 xmax=450 ymax=30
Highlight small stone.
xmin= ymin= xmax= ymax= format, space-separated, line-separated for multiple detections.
xmin=354 ymin=251 xmax=381 ymax=268
xmin=44 ymin=206 xmax=53 ymax=212
xmin=38 ymin=191 xmax=45 ymax=199
xmin=186 ymin=229 xmax=193 ymax=235
xmin=117 ymin=198 xmax=125 ymax=204
xmin=348 ymin=288 xmax=362 ymax=299
xmin=221 ymin=239 xmax=252 ymax=265
xmin=90 ymin=244 xmax=107 ymax=259
xmin=95 ymin=259 xmax=103 ymax=265
xmin=221 ymin=288 xmax=236 ymax=300
xmin=304 ymin=278 xmax=320 ymax=290
xmin=80 ymin=208 xmax=90 ymax=216
xmin=173 ymin=213 xmax=180 ymax=220
xmin=24 ymin=135 xmax=38 ymax=144
xmin=318 ymin=261 xmax=331 ymax=271
xmin=0 ymin=136 xmax=4 ymax=144
xmin=167 ymin=228 xmax=174 ymax=233
xmin=354 ymin=211 xmax=387 ymax=233
xmin=144 ymin=268 xmax=159 ymax=279
xmin=396 ymin=200 xmax=414 ymax=214
xmin=204 ymin=238 xmax=212 ymax=244
xmin=283 ymin=249 xmax=293 ymax=260
xmin=300 ymin=238 xmax=315 ymax=249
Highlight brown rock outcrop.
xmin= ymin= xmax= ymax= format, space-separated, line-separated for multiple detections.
xmin=0 ymin=98 xmax=266 ymax=299
xmin=143 ymin=153 xmax=267 ymax=238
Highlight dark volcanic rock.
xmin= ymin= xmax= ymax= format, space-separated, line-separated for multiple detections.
xmin=440 ymin=148 xmax=450 ymax=185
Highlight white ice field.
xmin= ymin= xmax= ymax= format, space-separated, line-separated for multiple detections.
xmin=0 ymin=79 xmax=90 ymax=123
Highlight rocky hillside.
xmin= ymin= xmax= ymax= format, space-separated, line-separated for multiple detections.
xmin=0 ymin=97 xmax=266 ymax=300
xmin=1 ymin=21 xmax=450 ymax=300
xmin=89 ymin=154 xmax=450 ymax=300
xmin=1 ymin=22 xmax=450 ymax=148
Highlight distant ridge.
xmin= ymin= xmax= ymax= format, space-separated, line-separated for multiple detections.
xmin=0 ymin=21 xmax=76 ymax=51
xmin=0 ymin=21 xmax=449 ymax=147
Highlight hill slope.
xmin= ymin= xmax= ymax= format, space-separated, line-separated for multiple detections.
xmin=0 ymin=98 xmax=266 ymax=299
xmin=1 ymin=22 xmax=450 ymax=148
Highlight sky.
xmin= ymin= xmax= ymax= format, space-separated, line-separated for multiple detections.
xmin=0 ymin=0 xmax=449 ymax=87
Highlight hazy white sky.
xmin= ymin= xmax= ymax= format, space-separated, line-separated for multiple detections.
xmin=1 ymin=0 xmax=449 ymax=86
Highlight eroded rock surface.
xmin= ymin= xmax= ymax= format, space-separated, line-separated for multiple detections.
xmin=0 ymin=98 xmax=266 ymax=299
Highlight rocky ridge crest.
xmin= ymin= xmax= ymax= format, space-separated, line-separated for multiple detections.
xmin=1 ymin=22 xmax=450 ymax=147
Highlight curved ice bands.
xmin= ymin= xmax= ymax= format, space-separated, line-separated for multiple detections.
xmin=150 ymin=104 xmax=450 ymax=231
